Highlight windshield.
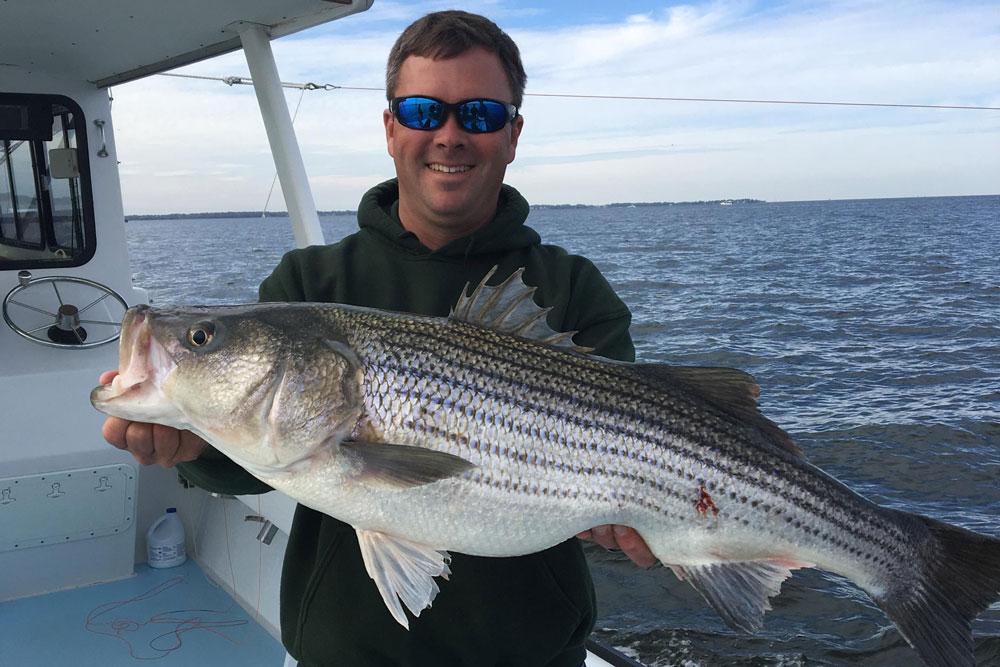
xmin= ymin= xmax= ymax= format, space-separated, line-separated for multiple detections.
xmin=0 ymin=93 xmax=95 ymax=269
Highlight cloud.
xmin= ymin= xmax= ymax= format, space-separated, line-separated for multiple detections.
xmin=111 ymin=0 xmax=1000 ymax=213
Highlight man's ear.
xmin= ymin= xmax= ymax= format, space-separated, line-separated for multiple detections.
xmin=507 ymin=114 xmax=523 ymax=164
xmin=384 ymin=108 xmax=396 ymax=157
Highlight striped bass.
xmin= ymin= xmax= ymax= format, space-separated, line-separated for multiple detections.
xmin=91 ymin=268 xmax=1000 ymax=667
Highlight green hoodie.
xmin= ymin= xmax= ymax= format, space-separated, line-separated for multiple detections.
xmin=178 ymin=179 xmax=634 ymax=667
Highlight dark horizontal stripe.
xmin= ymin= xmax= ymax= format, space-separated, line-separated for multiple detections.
xmin=388 ymin=405 xmax=688 ymax=520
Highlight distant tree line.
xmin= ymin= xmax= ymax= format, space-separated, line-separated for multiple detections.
xmin=532 ymin=199 xmax=764 ymax=210
xmin=127 ymin=199 xmax=765 ymax=220
xmin=126 ymin=210 xmax=358 ymax=220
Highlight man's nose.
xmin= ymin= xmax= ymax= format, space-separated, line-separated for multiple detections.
xmin=432 ymin=112 xmax=467 ymax=147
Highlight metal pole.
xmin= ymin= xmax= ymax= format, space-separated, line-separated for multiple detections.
xmin=238 ymin=25 xmax=324 ymax=248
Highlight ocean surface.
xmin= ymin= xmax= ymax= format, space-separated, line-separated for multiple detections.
xmin=125 ymin=195 xmax=1000 ymax=666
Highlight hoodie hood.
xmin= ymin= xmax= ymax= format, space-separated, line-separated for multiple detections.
xmin=357 ymin=179 xmax=540 ymax=259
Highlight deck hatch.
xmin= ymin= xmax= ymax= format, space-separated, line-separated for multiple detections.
xmin=0 ymin=464 xmax=137 ymax=552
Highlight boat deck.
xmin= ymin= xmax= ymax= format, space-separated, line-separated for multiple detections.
xmin=0 ymin=556 xmax=636 ymax=667
xmin=1 ymin=560 xmax=286 ymax=666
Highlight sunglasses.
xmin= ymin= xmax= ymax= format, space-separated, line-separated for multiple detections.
xmin=390 ymin=96 xmax=518 ymax=134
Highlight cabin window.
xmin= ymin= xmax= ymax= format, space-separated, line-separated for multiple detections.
xmin=0 ymin=93 xmax=95 ymax=269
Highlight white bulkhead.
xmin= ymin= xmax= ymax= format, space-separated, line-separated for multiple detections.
xmin=0 ymin=0 xmax=371 ymax=641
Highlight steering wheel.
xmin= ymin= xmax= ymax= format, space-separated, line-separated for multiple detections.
xmin=3 ymin=271 xmax=129 ymax=349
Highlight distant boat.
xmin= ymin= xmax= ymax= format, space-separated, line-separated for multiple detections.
xmin=720 ymin=200 xmax=734 ymax=205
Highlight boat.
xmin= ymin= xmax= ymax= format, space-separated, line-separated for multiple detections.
xmin=0 ymin=2 xmax=639 ymax=665
xmin=720 ymin=199 xmax=733 ymax=205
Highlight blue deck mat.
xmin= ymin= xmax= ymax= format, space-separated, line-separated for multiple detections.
xmin=0 ymin=560 xmax=286 ymax=666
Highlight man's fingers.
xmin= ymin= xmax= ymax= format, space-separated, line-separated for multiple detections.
xmin=125 ymin=421 xmax=156 ymax=465
xmin=150 ymin=425 xmax=207 ymax=468
xmin=101 ymin=406 xmax=206 ymax=468
xmin=178 ymin=430 xmax=208 ymax=463
xmin=98 ymin=370 xmax=118 ymax=385
xmin=588 ymin=524 xmax=620 ymax=551
xmin=578 ymin=524 xmax=658 ymax=569
xmin=102 ymin=416 xmax=131 ymax=449
xmin=613 ymin=525 xmax=657 ymax=568
xmin=102 ymin=416 xmax=156 ymax=465
xmin=152 ymin=424 xmax=181 ymax=468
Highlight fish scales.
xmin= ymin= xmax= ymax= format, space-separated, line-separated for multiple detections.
xmin=91 ymin=269 xmax=1000 ymax=664
xmin=326 ymin=306 xmax=910 ymax=576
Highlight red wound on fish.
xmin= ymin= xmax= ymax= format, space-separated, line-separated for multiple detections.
xmin=696 ymin=486 xmax=719 ymax=517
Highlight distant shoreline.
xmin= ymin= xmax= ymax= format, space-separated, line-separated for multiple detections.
xmin=125 ymin=199 xmax=766 ymax=220
xmin=125 ymin=193 xmax=997 ymax=220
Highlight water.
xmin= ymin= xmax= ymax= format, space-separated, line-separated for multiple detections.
xmin=124 ymin=195 xmax=1000 ymax=666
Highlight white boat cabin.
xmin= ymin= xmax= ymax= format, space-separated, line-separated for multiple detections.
xmin=0 ymin=0 xmax=368 ymax=647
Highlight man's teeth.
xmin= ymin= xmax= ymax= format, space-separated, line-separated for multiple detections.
xmin=429 ymin=164 xmax=471 ymax=173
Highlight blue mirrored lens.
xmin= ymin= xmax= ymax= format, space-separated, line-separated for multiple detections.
xmin=455 ymin=100 xmax=509 ymax=132
xmin=395 ymin=98 xmax=444 ymax=130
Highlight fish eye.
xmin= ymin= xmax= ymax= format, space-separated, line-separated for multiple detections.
xmin=188 ymin=321 xmax=215 ymax=347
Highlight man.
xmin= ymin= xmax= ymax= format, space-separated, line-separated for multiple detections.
xmin=102 ymin=10 xmax=652 ymax=666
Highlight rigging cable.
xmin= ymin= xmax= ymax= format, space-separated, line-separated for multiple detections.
xmin=158 ymin=72 xmax=1000 ymax=111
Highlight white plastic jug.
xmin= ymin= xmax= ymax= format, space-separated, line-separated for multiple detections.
xmin=146 ymin=507 xmax=186 ymax=568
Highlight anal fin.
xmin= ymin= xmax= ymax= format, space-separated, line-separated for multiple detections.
xmin=673 ymin=559 xmax=810 ymax=633
xmin=356 ymin=528 xmax=452 ymax=629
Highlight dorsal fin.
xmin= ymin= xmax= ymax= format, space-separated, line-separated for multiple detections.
xmin=636 ymin=364 xmax=802 ymax=456
xmin=451 ymin=266 xmax=592 ymax=352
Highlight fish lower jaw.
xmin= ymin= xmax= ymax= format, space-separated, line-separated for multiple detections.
xmin=90 ymin=377 xmax=186 ymax=427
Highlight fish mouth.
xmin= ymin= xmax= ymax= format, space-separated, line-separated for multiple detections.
xmin=90 ymin=305 xmax=177 ymax=414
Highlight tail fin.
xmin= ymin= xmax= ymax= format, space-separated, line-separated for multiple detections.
xmin=874 ymin=513 xmax=1000 ymax=667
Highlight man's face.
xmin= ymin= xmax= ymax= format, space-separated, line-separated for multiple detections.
xmin=384 ymin=47 xmax=523 ymax=248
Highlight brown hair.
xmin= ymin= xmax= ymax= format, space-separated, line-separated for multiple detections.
xmin=385 ymin=10 xmax=527 ymax=108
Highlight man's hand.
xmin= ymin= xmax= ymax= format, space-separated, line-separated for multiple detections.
xmin=99 ymin=371 xmax=207 ymax=467
xmin=577 ymin=525 xmax=657 ymax=568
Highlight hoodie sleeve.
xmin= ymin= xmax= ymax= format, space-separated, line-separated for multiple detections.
xmin=176 ymin=447 xmax=273 ymax=495
xmin=574 ymin=305 xmax=634 ymax=362
xmin=547 ymin=255 xmax=636 ymax=363
xmin=258 ymin=250 xmax=307 ymax=302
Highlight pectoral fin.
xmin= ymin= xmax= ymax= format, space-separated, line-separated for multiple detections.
xmin=342 ymin=441 xmax=475 ymax=489
xmin=672 ymin=559 xmax=811 ymax=633
xmin=356 ymin=528 xmax=452 ymax=629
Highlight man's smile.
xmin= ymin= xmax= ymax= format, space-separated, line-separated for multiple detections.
xmin=428 ymin=163 xmax=473 ymax=173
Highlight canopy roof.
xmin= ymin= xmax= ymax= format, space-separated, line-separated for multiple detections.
xmin=0 ymin=0 xmax=371 ymax=87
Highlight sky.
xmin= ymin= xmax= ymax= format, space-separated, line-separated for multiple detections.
xmin=111 ymin=0 xmax=1000 ymax=214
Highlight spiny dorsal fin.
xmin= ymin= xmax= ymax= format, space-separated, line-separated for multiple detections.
xmin=673 ymin=559 xmax=810 ymax=634
xmin=637 ymin=365 xmax=802 ymax=456
xmin=451 ymin=266 xmax=592 ymax=353
xmin=342 ymin=441 xmax=475 ymax=489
